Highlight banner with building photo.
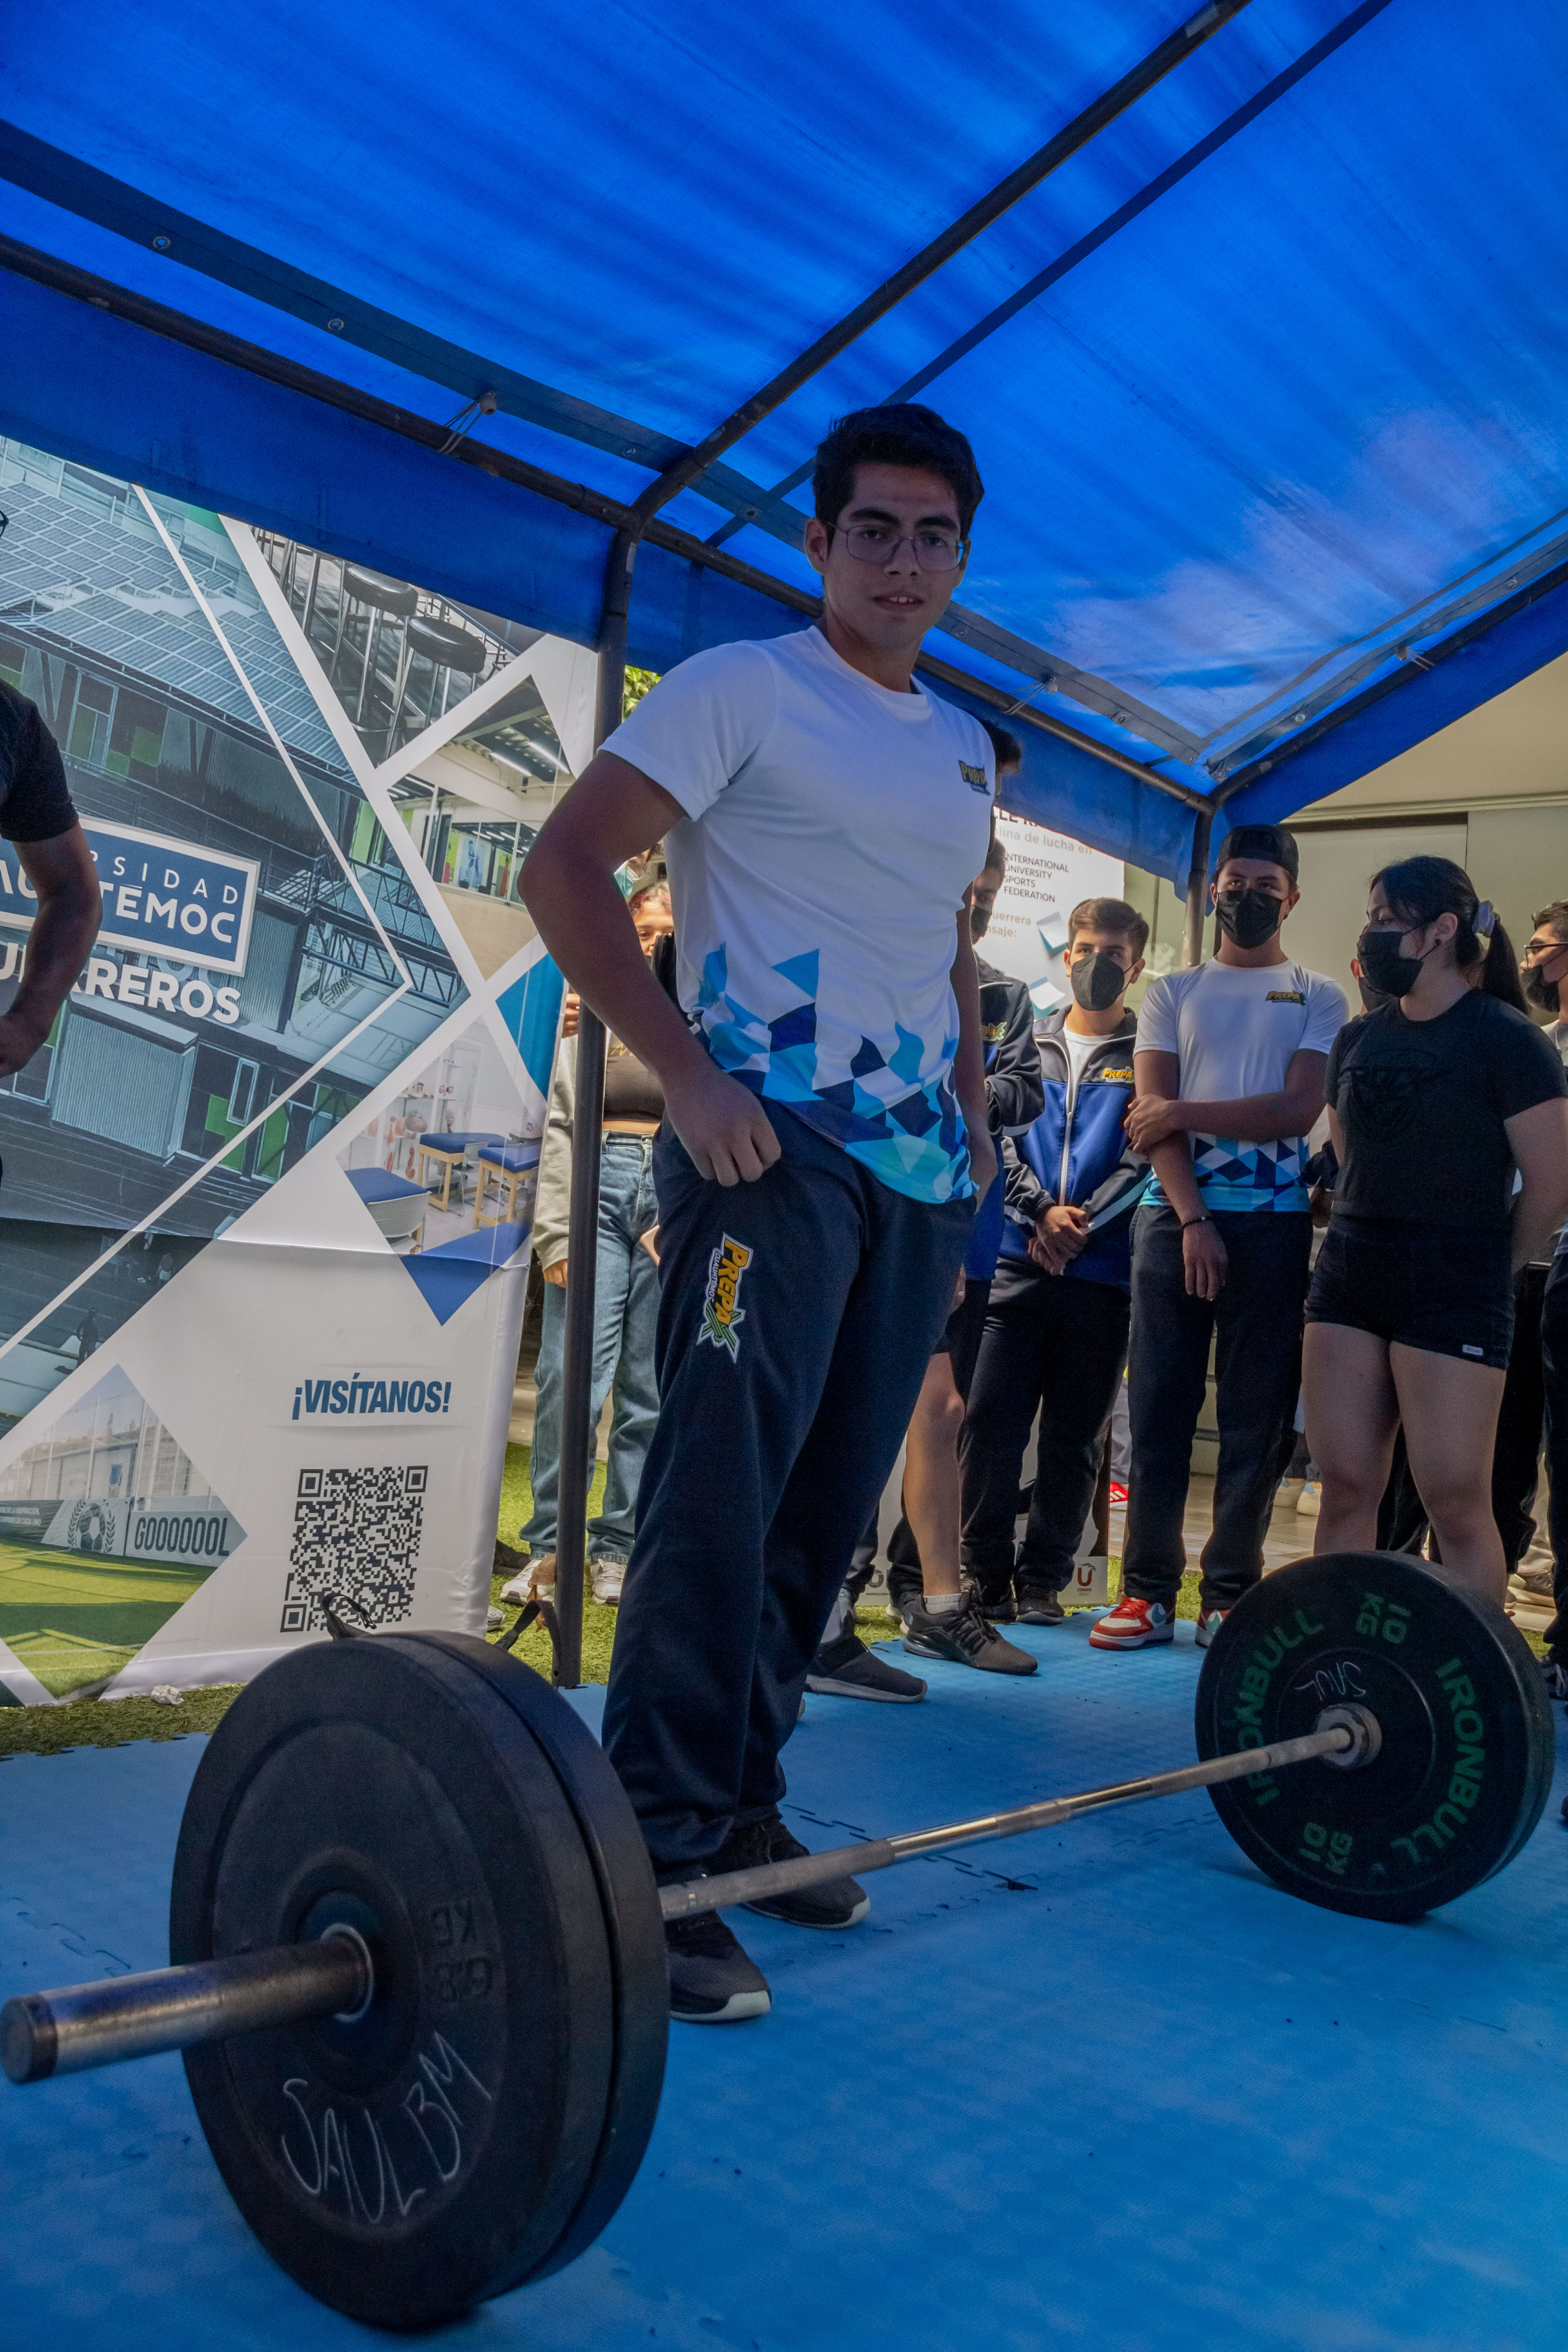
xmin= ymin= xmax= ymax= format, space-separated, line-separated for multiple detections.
xmin=982 ymin=809 xmax=1125 ymax=1014
xmin=0 ymin=435 xmax=590 ymax=1702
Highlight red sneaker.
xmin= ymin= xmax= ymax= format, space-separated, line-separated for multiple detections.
xmin=1089 ymin=1594 xmax=1176 ymax=1649
xmin=1108 ymin=1482 xmax=1129 ymax=1507
xmin=1194 ymin=1608 xmax=1229 ymax=1649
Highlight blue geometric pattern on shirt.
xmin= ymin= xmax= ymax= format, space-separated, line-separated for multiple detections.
xmin=1147 ymin=1132 xmax=1310 ymax=1214
xmin=694 ymin=942 xmax=972 ymax=1203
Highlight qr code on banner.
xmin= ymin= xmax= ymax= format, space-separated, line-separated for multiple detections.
xmin=280 ymin=1465 xmax=427 ymax=1633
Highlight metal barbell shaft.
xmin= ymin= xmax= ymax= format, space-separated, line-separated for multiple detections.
xmin=3 ymin=1711 xmax=1379 ymax=2084
xmin=1 ymin=1930 xmax=371 ymax=2086
xmin=658 ymin=1713 xmax=1377 ymax=1922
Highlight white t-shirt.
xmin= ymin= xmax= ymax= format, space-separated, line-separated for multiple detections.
xmin=1060 ymin=1024 xmax=1100 ymax=1087
xmin=605 ymin=626 xmax=995 ymax=1203
xmin=1136 ymin=957 xmax=1348 ymax=1213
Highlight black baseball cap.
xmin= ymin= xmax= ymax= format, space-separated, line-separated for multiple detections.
xmin=1215 ymin=822 xmax=1298 ymax=882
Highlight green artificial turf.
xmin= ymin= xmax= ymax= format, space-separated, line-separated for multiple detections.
xmin=0 ymin=1533 xmax=215 ymax=1697
xmin=0 ymin=1454 xmax=1550 ymax=1761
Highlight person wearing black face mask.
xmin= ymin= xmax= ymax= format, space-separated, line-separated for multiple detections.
xmin=1099 ymin=823 xmax=1347 ymax=1652
xmin=1303 ymin=859 xmax=1568 ymax=1606
xmin=959 ymin=898 xmax=1149 ymax=1623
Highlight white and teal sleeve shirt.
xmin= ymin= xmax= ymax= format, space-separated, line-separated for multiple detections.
xmin=603 ymin=625 xmax=995 ymax=1204
xmin=1136 ymin=958 xmax=1348 ymax=1213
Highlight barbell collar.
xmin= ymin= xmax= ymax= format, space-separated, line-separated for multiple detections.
xmin=658 ymin=1713 xmax=1370 ymax=1923
xmin=1 ymin=1928 xmax=372 ymax=2086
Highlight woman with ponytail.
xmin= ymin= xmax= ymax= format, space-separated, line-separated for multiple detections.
xmin=1302 ymin=855 xmax=1568 ymax=1601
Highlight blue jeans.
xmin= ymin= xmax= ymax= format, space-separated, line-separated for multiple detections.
xmin=522 ymin=1133 xmax=660 ymax=1563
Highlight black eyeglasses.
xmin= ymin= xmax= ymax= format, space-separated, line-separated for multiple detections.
xmin=829 ymin=521 xmax=966 ymax=573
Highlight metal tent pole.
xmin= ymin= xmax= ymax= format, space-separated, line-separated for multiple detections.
xmin=1181 ymin=803 xmax=1213 ymax=968
xmin=552 ymin=531 xmax=636 ymax=1687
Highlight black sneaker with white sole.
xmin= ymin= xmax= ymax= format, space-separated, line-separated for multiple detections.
xmin=903 ymin=1589 xmax=1038 ymax=1675
xmin=805 ymin=1629 xmax=927 ymax=1701
xmin=710 ymin=1811 xmax=871 ymax=1929
xmin=1014 ymin=1584 xmax=1065 ymax=1626
xmin=662 ymin=1907 xmax=772 ymax=2023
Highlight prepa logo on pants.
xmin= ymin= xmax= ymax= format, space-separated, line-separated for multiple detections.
xmin=699 ymin=1236 xmax=753 ymax=1360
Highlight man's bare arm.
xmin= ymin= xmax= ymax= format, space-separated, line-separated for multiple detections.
xmin=1134 ymin=1048 xmax=1225 ymax=1298
xmin=949 ymin=907 xmax=998 ymax=1204
xmin=1125 ymin=1048 xmax=1329 ymax=1155
xmin=0 ymin=827 xmax=101 ymax=1076
xmin=521 ymin=750 xmax=781 ymax=1185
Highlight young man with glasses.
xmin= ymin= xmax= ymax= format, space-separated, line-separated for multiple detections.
xmin=524 ymin=405 xmax=998 ymax=2023
xmin=1093 ymin=824 xmax=1346 ymax=1651
xmin=959 ymin=898 xmax=1147 ymax=1624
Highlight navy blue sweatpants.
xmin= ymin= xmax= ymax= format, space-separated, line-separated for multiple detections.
xmin=602 ymin=1102 xmax=973 ymax=1870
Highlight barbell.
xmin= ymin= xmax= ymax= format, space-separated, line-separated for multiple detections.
xmin=1 ymin=1553 xmax=1553 ymax=2330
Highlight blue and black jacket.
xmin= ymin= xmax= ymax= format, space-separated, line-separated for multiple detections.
xmin=999 ymin=1009 xmax=1144 ymax=1289
xmin=967 ymin=956 xmax=1045 ymax=1280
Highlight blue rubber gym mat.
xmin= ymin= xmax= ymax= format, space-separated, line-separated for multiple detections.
xmin=3 ymin=1618 xmax=1565 ymax=2351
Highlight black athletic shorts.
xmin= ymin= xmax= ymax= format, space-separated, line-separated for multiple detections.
xmin=1305 ymin=1215 xmax=1514 ymax=1371
xmin=931 ymin=1275 xmax=991 ymax=1400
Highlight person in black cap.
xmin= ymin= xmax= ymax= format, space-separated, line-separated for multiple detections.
xmin=1093 ymin=821 xmax=1347 ymax=1650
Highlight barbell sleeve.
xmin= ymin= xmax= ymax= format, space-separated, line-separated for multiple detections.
xmin=658 ymin=1710 xmax=1378 ymax=1923
xmin=1 ymin=1929 xmax=372 ymax=2086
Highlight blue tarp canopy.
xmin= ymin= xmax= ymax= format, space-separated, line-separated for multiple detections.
xmin=2 ymin=0 xmax=1566 ymax=884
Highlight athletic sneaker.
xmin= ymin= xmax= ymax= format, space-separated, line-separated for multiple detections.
xmin=1015 ymin=1584 xmax=1066 ymax=1626
xmin=501 ymin=1551 xmax=554 ymax=1604
xmin=805 ymin=1629 xmax=926 ymax=1702
xmin=711 ymin=1811 xmax=871 ymax=1928
xmin=1510 ymin=1565 xmax=1553 ymax=1600
xmin=886 ymin=1570 xmax=922 ymax=1630
xmin=591 ymin=1558 xmax=625 ymax=1605
xmin=663 ymin=1910 xmax=771 ymax=2024
xmin=903 ymin=1590 xmax=1038 ymax=1675
xmin=1088 ymin=1595 xmax=1176 ymax=1650
xmin=1193 ymin=1608 xmax=1229 ymax=1649
xmin=966 ymin=1578 xmax=1018 ymax=1622
xmin=1108 ymin=1482 xmax=1129 ymax=1508
xmin=1296 ymin=1481 xmax=1322 ymax=1517
xmin=486 ymin=1604 xmax=505 ymax=1631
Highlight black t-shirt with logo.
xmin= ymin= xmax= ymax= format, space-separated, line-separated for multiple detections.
xmin=0 ymin=681 xmax=78 ymax=842
xmin=1326 ymin=989 xmax=1568 ymax=1228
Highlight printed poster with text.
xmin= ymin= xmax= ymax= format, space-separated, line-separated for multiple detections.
xmin=983 ymin=810 xmax=1125 ymax=1013
xmin=0 ymin=437 xmax=595 ymax=1701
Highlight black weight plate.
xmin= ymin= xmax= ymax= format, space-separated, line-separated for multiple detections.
xmin=170 ymin=1635 xmax=666 ymax=2329
xmin=1195 ymin=1553 xmax=1553 ymax=1923
xmin=410 ymin=1634 xmax=669 ymax=2285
